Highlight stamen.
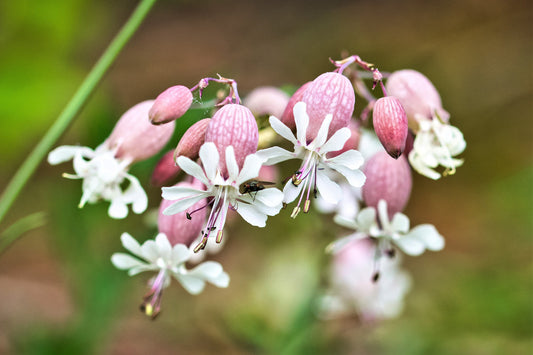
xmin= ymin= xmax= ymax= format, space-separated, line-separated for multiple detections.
xmin=291 ymin=206 xmax=301 ymax=218
xmin=186 ymin=199 xmax=214 ymax=220
xmin=193 ymin=237 xmax=208 ymax=252
xmin=216 ymin=230 xmax=223 ymax=243
xmin=303 ymin=200 xmax=311 ymax=213
xmin=140 ymin=270 xmax=166 ymax=319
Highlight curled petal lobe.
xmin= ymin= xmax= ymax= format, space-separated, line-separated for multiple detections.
xmin=316 ymin=173 xmax=342 ymax=204
xmin=269 ymin=116 xmax=298 ymax=145
xmin=111 ymin=253 xmax=145 ymax=270
xmin=319 ymin=127 xmax=351 ymax=155
xmin=175 ymin=274 xmax=206 ymax=295
xmin=48 ymin=146 xmax=94 ymax=165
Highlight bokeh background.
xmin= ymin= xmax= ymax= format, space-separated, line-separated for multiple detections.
xmin=0 ymin=0 xmax=531 ymax=354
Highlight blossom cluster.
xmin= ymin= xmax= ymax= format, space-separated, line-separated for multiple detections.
xmin=48 ymin=55 xmax=465 ymax=320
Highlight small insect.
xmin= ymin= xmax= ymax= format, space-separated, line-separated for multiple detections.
xmin=239 ymin=180 xmax=276 ymax=200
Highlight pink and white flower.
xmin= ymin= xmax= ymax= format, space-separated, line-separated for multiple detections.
xmin=162 ymin=142 xmax=284 ymax=250
xmin=257 ymin=102 xmax=365 ymax=218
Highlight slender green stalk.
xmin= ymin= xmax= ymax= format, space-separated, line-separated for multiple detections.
xmin=0 ymin=212 xmax=47 ymax=255
xmin=0 ymin=0 xmax=158 ymax=226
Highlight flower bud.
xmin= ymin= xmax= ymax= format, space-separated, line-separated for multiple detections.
xmin=158 ymin=182 xmax=206 ymax=247
xmin=205 ymin=104 xmax=258 ymax=176
xmin=362 ymin=151 xmax=412 ymax=217
xmin=149 ymin=85 xmax=193 ymax=125
xmin=107 ymin=100 xmax=175 ymax=162
xmin=386 ymin=70 xmax=450 ymax=129
xmin=373 ymin=96 xmax=408 ymax=159
xmin=280 ymin=81 xmax=311 ymax=130
xmin=174 ymin=118 xmax=211 ymax=161
xmin=151 ymin=150 xmax=181 ymax=187
xmin=243 ymin=86 xmax=290 ymax=118
xmin=302 ymin=72 xmax=355 ymax=140
xmin=327 ymin=120 xmax=361 ymax=158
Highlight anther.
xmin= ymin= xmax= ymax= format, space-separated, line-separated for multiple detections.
xmin=193 ymin=238 xmax=207 ymax=253
xmin=303 ymin=200 xmax=311 ymax=213
xmin=290 ymin=206 xmax=301 ymax=219
xmin=216 ymin=230 xmax=223 ymax=243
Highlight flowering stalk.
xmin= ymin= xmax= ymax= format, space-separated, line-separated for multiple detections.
xmin=0 ymin=0 xmax=158 ymax=230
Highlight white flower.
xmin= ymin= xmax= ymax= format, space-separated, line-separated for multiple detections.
xmin=256 ymin=102 xmax=365 ymax=218
xmin=47 ymin=144 xmax=147 ymax=219
xmin=319 ymin=239 xmax=411 ymax=321
xmin=161 ymin=142 xmax=284 ymax=251
xmin=409 ymin=118 xmax=466 ymax=180
xmin=329 ymin=199 xmax=445 ymax=256
xmin=111 ymin=232 xmax=229 ymax=318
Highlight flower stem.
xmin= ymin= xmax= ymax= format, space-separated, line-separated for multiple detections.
xmin=0 ymin=212 xmax=47 ymax=255
xmin=0 ymin=0 xmax=158 ymax=227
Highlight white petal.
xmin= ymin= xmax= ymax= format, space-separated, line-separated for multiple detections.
xmin=328 ymin=163 xmax=366 ymax=188
xmin=391 ymin=213 xmax=410 ymax=233
xmin=408 ymin=224 xmax=445 ymax=251
xmin=394 ymin=236 xmax=425 ymax=256
xmin=235 ymin=202 xmax=268 ymax=227
xmin=162 ymin=194 xmax=208 ymax=215
xmin=140 ymin=240 xmax=160 ymax=263
xmin=175 ymin=274 xmax=206 ymax=295
xmin=309 ymin=114 xmax=332 ymax=150
xmin=282 ymin=180 xmax=302 ymax=204
xmin=253 ymin=187 xmax=284 ymax=207
xmin=162 ymin=185 xmax=206 ymax=201
xmin=377 ymin=200 xmax=390 ymax=227
xmin=155 ymin=233 xmax=173 ymax=260
xmin=209 ymin=271 xmax=230 ymax=288
xmin=128 ymin=264 xmax=158 ymax=276
xmin=237 ymin=154 xmax=263 ymax=185
xmin=111 ymin=253 xmax=145 ymax=270
xmin=409 ymin=152 xmax=441 ymax=180
xmin=225 ymin=146 xmax=239 ymax=180
xmin=189 ymin=261 xmax=223 ymax=279
xmin=269 ymin=116 xmax=298 ymax=145
xmin=255 ymin=146 xmax=295 ymax=165
xmin=293 ymin=102 xmax=309 ymax=144
xmin=325 ymin=233 xmax=367 ymax=254
xmin=319 ymin=127 xmax=350 ymax=154
xmin=199 ymin=142 xmax=219 ymax=181
xmin=108 ymin=198 xmax=128 ymax=219
xmin=123 ymin=174 xmax=148 ymax=214
xmin=333 ymin=214 xmax=358 ymax=230
xmin=48 ymin=145 xmax=93 ymax=165
xmin=171 ymin=243 xmax=191 ymax=265
xmin=356 ymin=207 xmax=377 ymax=231
xmin=72 ymin=151 xmax=90 ymax=176
xmin=328 ymin=149 xmax=364 ymax=169
xmin=177 ymin=156 xmax=210 ymax=186
xmin=120 ymin=232 xmax=143 ymax=258
xmin=247 ymin=198 xmax=283 ymax=216
xmin=316 ymin=172 xmax=342 ymax=204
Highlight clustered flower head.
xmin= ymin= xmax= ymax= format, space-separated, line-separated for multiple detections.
xmin=48 ymin=53 xmax=466 ymax=321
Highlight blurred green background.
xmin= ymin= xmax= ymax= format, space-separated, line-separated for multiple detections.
xmin=0 ymin=0 xmax=531 ymax=354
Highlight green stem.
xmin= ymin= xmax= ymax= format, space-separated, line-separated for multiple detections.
xmin=0 ymin=212 xmax=47 ymax=255
xmin=0 ymin=0 xmax=158 ymax=226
